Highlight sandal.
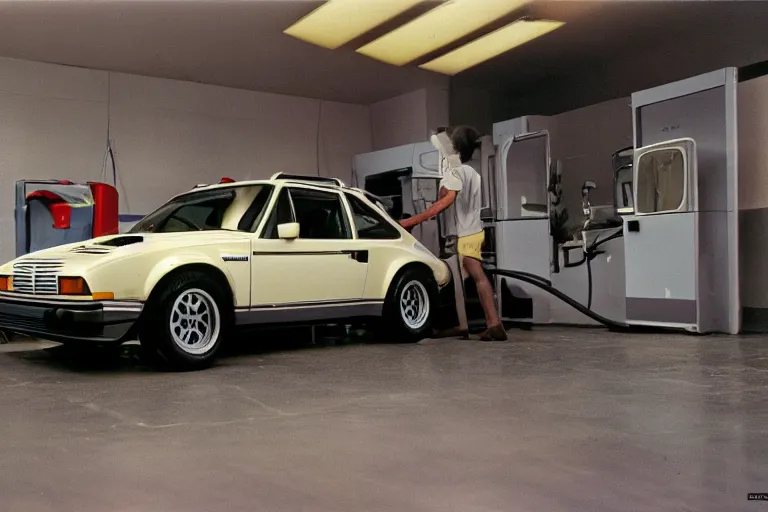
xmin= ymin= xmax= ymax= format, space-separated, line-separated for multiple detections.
xmin=479 ymin=323 xmax=508 ymax=342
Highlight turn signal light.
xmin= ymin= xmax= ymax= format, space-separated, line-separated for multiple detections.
xmin=91 ymin=292 xmax=115 ymax=301
xmin=0 ymin=276 xmax=11 ymax=292
xmin=58 ymin=277 xmax=91 ymax=296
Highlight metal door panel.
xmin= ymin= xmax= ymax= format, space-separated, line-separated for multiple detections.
xmin=624 ymin=212 xmax=698 ymax=326
xmin=497 ymin=219 xmax=552 ymax=323
xmin=496 ymin=130 xmax=552 ymax=323
xmin=250 ymin=240 xmax=368 ymax=306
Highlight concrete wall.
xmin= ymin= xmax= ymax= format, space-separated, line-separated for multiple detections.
xmin=449 ymin=86 xmax=496 ymax=136
xmin=454 ymin=86 xmax=632 ymax=222
xmin=0 ymin=59 xmax=108 ymax=263
xmin=369 ymin=87 xmax=449 ymax=150
xmin=107 ymin=73 xmax=371 ymax=215
xmin=738 ymin=74 xmax=768 ymax=328
xmin=546 ymin=97 xmax=633 ymax=222
xmin=0 ymin=57 xmax=373 ymax=262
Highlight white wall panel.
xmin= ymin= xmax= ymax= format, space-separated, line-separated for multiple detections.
xmin=0 ymin=59 xmax=108 ymax=262
xmin=0 ymin=57 xmax=373 ymax=262
xmin=370 ymin=89 xmax=428 ymax=150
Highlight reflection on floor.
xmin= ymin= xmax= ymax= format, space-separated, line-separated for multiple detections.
xmin=0 ymin=327 xmax=765 ymax=512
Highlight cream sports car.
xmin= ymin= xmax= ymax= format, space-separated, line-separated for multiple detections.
xmin=0 ymin=174 xmax=451 ymax=370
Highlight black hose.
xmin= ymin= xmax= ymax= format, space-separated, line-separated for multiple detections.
xmin=583 ymin=228 xmax=624 ymax=310
xmin=487 ymin=268 xmax=630 ymax=331
xmin=586 ymin=254 xmax=593 ymax=310
xmin=505 ymin=270 xmax=552 ymax=288
xmin=590 ymin=229 xmax=624 ymax=252
xmin=486 ymin=267 xmax=685 ymax=334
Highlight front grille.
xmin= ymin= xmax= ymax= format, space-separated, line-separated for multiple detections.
xmin=12 ymin=259 xmax=64 ymax=295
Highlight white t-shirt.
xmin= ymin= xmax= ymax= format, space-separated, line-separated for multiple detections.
xmin=439 ymin=164 xmax=484 ymax=238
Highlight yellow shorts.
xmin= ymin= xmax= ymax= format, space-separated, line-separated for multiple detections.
xmin=458 ymin=231 xmax=484 ymax=262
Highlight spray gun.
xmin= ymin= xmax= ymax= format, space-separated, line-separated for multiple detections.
xmin=581 ymin=180 xmax=597 ymax=219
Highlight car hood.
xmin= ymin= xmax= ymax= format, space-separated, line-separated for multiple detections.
xmin=11 ymin=231 xmax=252 ymax=266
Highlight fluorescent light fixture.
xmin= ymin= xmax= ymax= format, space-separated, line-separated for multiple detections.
xmin=420 ymin=18 xmax=564 ymax=75
xmin=284 ymin=0 xmax=427 ymax=50
xmin=357 ymin=0 xmax=529 ymax=66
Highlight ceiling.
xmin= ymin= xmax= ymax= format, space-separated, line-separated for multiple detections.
xmin=0 ymin=0 xmax=767 ymax=108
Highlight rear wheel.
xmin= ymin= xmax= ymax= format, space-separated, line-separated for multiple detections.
xmin=377 ymin=267 xmax=437 ymax=343
xmin=139 ymin=271 xmax=231 ymax=371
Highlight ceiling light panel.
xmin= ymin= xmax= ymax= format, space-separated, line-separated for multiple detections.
xmin=284 ymin=0 xmax=428 ymax=50
xmin=356 ymin=0 xmax=530 ymax=66
xmin=420 ymin=19 xmax=564 ymax=76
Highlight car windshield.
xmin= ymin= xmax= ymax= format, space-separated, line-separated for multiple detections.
xmin=130 ymin=185 xmax=273 ymax=234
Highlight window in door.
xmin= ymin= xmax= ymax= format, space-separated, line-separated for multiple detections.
xmin=262 ymin=188 xmax=294 ymax=239
xmin=345 ymin=193 xmax=401 ymax=240
xmin=290 ymin=188 xmax=352 ymax=240
xmin=635 ymin=148 xmax=686 ymax=214
xmin=237 ymin=186 xmax=275 ymax=232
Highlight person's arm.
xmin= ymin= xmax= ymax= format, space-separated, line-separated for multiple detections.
xmin=400 ymin=189 xmax=456 ymax=230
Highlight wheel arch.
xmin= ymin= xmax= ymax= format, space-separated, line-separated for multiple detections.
xmin=382 ymin=261 xmax=436 ymax=299
xmin=143 ymin=262 xmax=236 ymax=310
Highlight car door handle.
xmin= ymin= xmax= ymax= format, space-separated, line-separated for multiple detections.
xmin=345 ymin=250 xmax=369 ymax=263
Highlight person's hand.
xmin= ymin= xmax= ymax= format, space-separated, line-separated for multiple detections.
xmin=399 ymin=218 xmax=415 ymax=231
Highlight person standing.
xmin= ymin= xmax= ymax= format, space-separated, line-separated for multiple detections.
xmin=400 ymin=126 xmax=507 ymax=342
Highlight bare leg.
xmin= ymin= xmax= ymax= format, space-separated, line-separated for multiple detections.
xmin=462 ymin=256 xmax=500 ymax=327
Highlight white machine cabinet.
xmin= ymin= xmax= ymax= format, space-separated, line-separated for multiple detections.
xmin=625 ymin=68 xmax=739 ymax=333
xmin=624 ymin=138 xmax=699 ymax=330
xmin=495 ymin=126 xmax=552 ymax=323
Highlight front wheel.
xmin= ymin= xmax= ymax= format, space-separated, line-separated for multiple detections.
xmin=377 ymin=268 xmax=437 ymax=343
xmin=139 ymin=271 xmax=231 ymax=371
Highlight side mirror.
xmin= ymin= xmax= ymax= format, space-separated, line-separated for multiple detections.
xmin=277 ymin=222 xmax=300 ymax=240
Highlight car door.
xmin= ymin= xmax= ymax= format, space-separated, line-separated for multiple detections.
xmin=250 ymin=185 xmax=369 ymax=309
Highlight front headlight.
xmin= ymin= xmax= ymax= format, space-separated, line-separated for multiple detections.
xmin=58 ymin=276 xmax=115 ymax=300
xmin=58 ymin=276 xmax=91 ymax=296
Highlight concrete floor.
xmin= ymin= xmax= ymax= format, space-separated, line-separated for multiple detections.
xmin=0 ymin=328 xmax=766 ymax=512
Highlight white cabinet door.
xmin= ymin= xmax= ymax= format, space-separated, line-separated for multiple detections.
xmin=624 ymin=138 xmax=699 ymax=329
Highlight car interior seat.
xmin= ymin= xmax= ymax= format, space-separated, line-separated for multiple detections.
xmin=301 ymin=208 xmax=329 ymax=238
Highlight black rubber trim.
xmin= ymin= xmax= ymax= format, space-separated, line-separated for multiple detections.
xmin=487 ymin=268 xmax=685 ymax=333
xmin=0 ymin=299 xmax=139 ymax=343
xmin=252 ymin=250 xmax=368 ymax=262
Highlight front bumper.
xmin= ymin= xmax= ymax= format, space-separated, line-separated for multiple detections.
xmin=0 ymin=293 xmax=143 ymax=344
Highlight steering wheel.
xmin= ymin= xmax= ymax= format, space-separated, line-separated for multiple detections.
xmin=168 ymin=215 xmax=202 ymax=231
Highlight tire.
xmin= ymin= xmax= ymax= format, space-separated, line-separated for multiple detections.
xmin=138 ymin=271 xmax=232 ymax=371
xmin=377 ymin=267 xmax=437 ymax=343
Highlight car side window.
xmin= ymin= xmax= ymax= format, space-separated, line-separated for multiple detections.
xmin=289 ymin=188 xmax=351 ymax=240
xmin=262 ymin=188 xmax=294 ymax=239
xmin=345 ymin=193 xmax=401 ymax=240
xmin=238 ymin=186 xmax=274 ymax=232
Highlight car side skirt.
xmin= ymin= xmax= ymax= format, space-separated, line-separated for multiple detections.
xmin=235 ymin=299 xmax=384 ymax=325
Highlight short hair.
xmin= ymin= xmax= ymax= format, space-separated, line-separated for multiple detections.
xmin=450 ymin=125 xmax=481 ymax=163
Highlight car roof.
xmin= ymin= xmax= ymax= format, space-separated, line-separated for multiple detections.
xmin=174 ymin=173 xmax=387 ymax=208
